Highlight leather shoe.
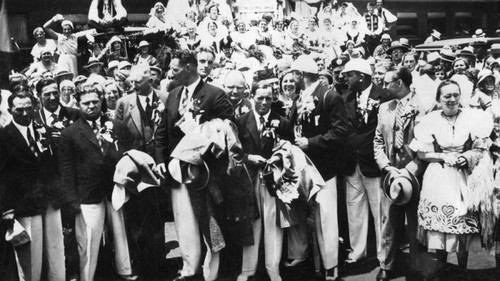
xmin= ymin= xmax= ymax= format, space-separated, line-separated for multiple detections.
xmin=376 ymin=269 xmax=391 ymax=281
xmin=172 ymin=276 xmax=197 ymax=281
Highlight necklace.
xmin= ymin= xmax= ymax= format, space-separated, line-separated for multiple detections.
xmin=443 ymin=111 xmax=459 ymax=136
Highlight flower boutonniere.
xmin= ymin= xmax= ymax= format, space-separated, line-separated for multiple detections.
xmin=359 ymin=98 xmax=380 ymax=124
xmin=262 ymin=119 xmax=281 ymax=142
xmin=298 ymin=95 xmax=319 ymax=121
xmin=241 ymin=105 xmax=250 ymax=115
xmin=401 ymin=104 xmax=419 ymax=120
xmin=99 ymin=121 xmax=119 ymax=151
xmin=151 ymin=101 xmax=165 ymax=125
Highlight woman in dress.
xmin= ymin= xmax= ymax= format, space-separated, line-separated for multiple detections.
xmin=409 ymin=80 xmax=493 ymax=279
xmin=283 ymin=19 xmax=306 ymax=56
xmin=133 ymin=41 xmax=158 ymax=66
xmin=230 ymin=21 xmax=253 ymax=60
xmin=279 ymin=71 xmax=299 ymax=118
xmin=469 ymin=69 xmax=497 ymax=111
xmin=146 ymin=2 xmax=169 ymax=30
xmin=304 ymin=16 xmax=322 ymax=54
xmin=178 ymin=21 xmax=202 ymax=51
xmin=31 ymin=27 xmax=57 ymax=63
xmin=97 ymin=36 xmax=128 ymax=64
xmin=200 ymin=21 xmax=228 ymax=55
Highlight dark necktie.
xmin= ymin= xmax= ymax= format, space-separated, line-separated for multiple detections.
xmin=50 ymin=113 xmax=58 ymax=127
xmin=92 ymin=121 xmax=103 ymax=152
xmin=145 ymin=97 xmax=153 ymax=126
xmin=355 ymin=92 xmax=364 ymax=124
xmin=394 ymin=101 xmax=405 ymax=149
xmin=27 ymin=129 xmax=39 ymax=158
xmin=259 ymin=116 xmax=266 ymax=137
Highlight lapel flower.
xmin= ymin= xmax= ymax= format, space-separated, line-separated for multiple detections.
xmin=99 ymin=121 xmax=118 ymax=151
xmin=53 ymin=121 xmax=65 ymax=130
xmin=36 ymin=126 xmax=47 ymax=135
xmin=271 ymin=119 xmax=280 ymax=128
xmin=241 ymin=105 xmax=250 ymax=114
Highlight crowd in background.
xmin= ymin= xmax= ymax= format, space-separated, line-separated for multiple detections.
xmin=1 ymin=1 xmax=500 ymax=281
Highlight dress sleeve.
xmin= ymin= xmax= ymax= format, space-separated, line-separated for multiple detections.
xmin=468 ymin=109 xmax=494 ymax=150
xmin=409 ymin=111 xmax=436 ymax=152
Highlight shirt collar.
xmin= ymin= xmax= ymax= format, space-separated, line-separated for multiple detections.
xmin=43 ymin=106 xmax=61 ymax=122
xmin=137 ymin=90 xmax=154 ymax=104
xmin=398 ymin=93 xmax=411 ymax=106
xmin=86 ymin=117 xmax=101 ymax=128
xmin=185 ymin=76 xmax=202 ymax=99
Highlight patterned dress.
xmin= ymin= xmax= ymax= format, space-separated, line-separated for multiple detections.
xmin=409 ymin=109 xmax=493 ymax=252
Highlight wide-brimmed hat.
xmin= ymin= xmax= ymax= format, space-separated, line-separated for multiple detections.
xmin=73 ymin=75 xmax=87 ymax=84
xmin=439 ymin=48 xmax=456 ymax=63
xmin=118 ymin=60 xmax=132 ymax=70
xmin=54 ymin=69 xmax=74 ymax=81
xmin=382 ymin=168 xmax=420 ymax=205
xmin=150 ymin=65 xmax=163 ymax=75
xmin=169 ymin=159 xmax=210 ymax=191
xmin=84 ymin=57 xmax=104 ymax=68
xmin=61 ymin=20 xmax=73 ymax=30
xmin=291 ymin=55 xmax=319 ymax=74
xmin=341 ymin=58 xmax=372 ymax=76
xmin=319 ymin=70 xmax=333 ymax=84
xmin=386 ymin=41 xmax=409 ymax=55
xmin=108 ymin=36 xmax=122 ymax=46
xmin=430 ymin=29 xmax=441 ymax=40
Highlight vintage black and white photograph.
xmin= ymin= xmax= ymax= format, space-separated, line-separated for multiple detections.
xmin=0 ymin=0 xmax=499 ymax=280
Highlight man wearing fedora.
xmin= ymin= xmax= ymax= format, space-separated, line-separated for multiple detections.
xmin=439 ymin=48 xmax=456 ymax=78
xmin=373 ymin=66 xmax=427 ymax=281
xmin=386 ymin=41 xmax=408 ymax=67
xmin=286 ymin=55 xmax=349 ymax=281
xmin=154 ymin=49 xmax=233 ymax=281
xmin=84 ymin=57 xmax=107 ymax=86
xmin=424 ymin=29 xmax=441 ymax=44
xmin=114 ymin=64 xmax=169 ymax=276
xmin=340 ymin=58 xmax=391 ymax=277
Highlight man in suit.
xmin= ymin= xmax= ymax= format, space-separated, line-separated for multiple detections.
xmin=223 ymin=70 xmax=252 ymax=118
xmin=287 ymin=55 xmax=349 ymax=280
xmin=154 ymin=50 xmax=233 ymax=281
xmin=115 ymin=65 xmax=169 ymax=277
xmin=34 ymin=78 xmax=80 ymax=281
xmin=341 ymin=58 xmax=391 ymax=280
xmin=235 ymin=81 xmax=293 ymax=281
xmin=373 ymin=66 xmax=427 ymax=281
xmin=0 ymin=91 xmax=49 ymax=281
xmin=197 ymin=47 xmax=216 ymax=83
xmin=58 ymin=84 xmax=133 ymax=281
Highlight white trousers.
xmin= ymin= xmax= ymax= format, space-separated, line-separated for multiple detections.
xmin=285 ymin=176 xmax=339 ymax=270
xmin=105 ymin=199 xmax=133 ymax=276
xmin=345 ymin=164 xmax=388 ymax=263
xmin=14 ymin=215 xmax=43 ymax=281
xmin=75 ymin=202 xmax=106 ymax=281
xmin=237 ymin=176 xmax=283 ymax=281
xmin=172 ymin=183 xmax=220 ymax=281
xmin=43 ymin=205 xmax=66 ymax=281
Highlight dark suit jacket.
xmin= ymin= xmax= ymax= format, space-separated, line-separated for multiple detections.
xmin=0 ymin=123 xmax=45 ymax=217
xmin=343 ymin=83 xmax=384 ymax=177
xmin=58 ymin=116 xmax=132 ymax=205
xmin=115 ymin=89 xmax=168 ymax=154
xmin=236 ymin=110 xmax=294 ymax=176
xmin=289 ymin=83 xmax=349 ymax=181
xmin=154 ymin=79 xmax=234 ymax=166
xmin=34 ymin=106 xmax=80 ymax=209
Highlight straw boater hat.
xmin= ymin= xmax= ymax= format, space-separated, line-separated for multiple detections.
xmin=430 ymin=29 xmax=441 ymax=40
xmin=54 ymin=69 xmax=74 ymax=82
xmin=341 ymin=58 xmax=372 ymax=76
xmin=84 ymin=57 xmax=104 ymax=68
xmin=490 ymin=43 xmax=500 ymax=55
xmin=138 ymin=41 xmax=150 ymax=48
xmin=456 ymin=46 xmax=475 ymax=58
xmin=439 ymin=48 xmax=456 ymax=63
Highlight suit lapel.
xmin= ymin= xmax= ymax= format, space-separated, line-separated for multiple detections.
xmin=246 ymin=111 xmax=260 ymax=147
xmin=6 ymin=123 xmax=38 ymax=160
xmin=345 ymin=91 xmax=359 ymax=128
xmin=78 ymin=119 xmax=101 ymax=152
xmin=191 ymin=79 xmax=206 ymax=101
xmin=129 ymin=95 xmax=144 ymax=136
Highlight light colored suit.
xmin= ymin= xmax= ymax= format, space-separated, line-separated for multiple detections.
xmin=373 ymin=92 xmax=427 ymax=271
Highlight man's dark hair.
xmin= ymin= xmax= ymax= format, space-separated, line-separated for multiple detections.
xmin=196 ymin=46 xmax=216 ymax=59
xmin=35 ymin=78 xmax=57 ymax=96
xmin=251 ymin=80 xmax=270 ymax=97
xmin=74 ymin=84 xmax=102 ymax=103
xmin=172 ymin=49 xmax=198 ymax=67
xmin=8 ymin=90 xmax=35 ymax=109
xmin=389 ymin=66 xmax=413 ymax=88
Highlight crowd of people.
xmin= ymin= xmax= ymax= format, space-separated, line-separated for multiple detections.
xmin=1 ymin=1 xmax=500 ymax=281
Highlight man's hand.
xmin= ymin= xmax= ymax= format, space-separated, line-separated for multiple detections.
xmin=382 ymin=165 xmax=399 ymax=174
xmin=295 ymin=137 xmax=308 ymax=150
xmin=155 ymin=163 xmax=167 ymax=180
xmin=247 ymin=154 xmax=267 ymax=166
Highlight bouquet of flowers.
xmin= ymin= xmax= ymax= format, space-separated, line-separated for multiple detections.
xmin=357 ymin=98 xmax=380 ymax=124
xmin=34 ymin=116 xmax=73 ymax=155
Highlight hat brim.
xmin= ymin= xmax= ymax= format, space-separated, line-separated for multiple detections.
xmin=386 ymin=45 xmax=408 ymax=55
xmin=55 ymin=73 xmax=74 ymax=80
xmin=84 ymin=62 xmax=104 ymax=68
xmin=382 ymin=169 xmax=420 ymax=205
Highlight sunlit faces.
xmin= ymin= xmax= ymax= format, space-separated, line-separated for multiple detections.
xmin=237 ymin=22 xmax=246 ymax=33
xmin=60 ymin=85 xmax=75 ymax=104
xmin=197 ymin=52 xmax=215 ymax=79
xmin=290 ymin=20 xmax=299 ymax=34
xmin=281 ymin=72 xmax=296 ymax=97
xmin=40 ymin=83 xmax=60 ymax=112
xmin=208 ymin=21 xmax=218 ymax=36
xmin=223 ymin=72 xmax=246 ymax=105
xmin=453 ymin=59 xmax=467 ymax=74
xmin=403 ymin=56 xmax=417 ymax=72
xmin=209 ymin=6 xmax=218 ymax=20
xmin=78 ymin=92 xmax=102 ymax=121
xmin=318 ymin=75 xmax=330 ymax=87
xmin=258 ymin=20 xmax=268 ymax=32
xmin=104 ymin=84 xmax=119 ymax=110
xmin=169 ymin=58 xmax=190 ymax=86
xmin=373 ymin=66 xmax=387 ymax=86
xmin=479 ymin=76 xmax=495 ymax=93
xmin=128 ymin=70 xmax=151 ymax=96
xmin=34 ymin=29 xmax=45 ymax=42
xmin=253 ymin=87 xmax=273 ymax=116
xmin=62 ymin=25 xmax=72 ymax=37
xmin=438 ymin=83 xmax=461 ymax=115
xmin=9 ymin=96 xmax=34 ymax=126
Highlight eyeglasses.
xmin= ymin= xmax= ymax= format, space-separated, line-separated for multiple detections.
xmin=383 ymin=79 xmax=400 ymax=87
